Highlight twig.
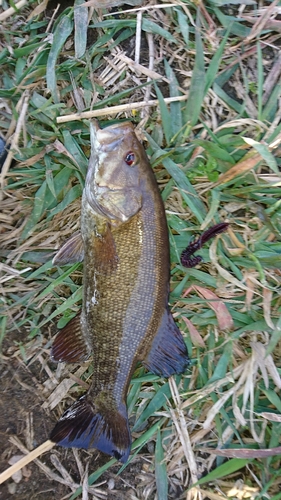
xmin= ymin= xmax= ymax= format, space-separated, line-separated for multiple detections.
xmin=56 ymin=95 xmax=188 ymax=123
xmin=135 ymin=10 xmax=142 ymax=65
xmin=102 ymin=3 xmax=178 ymax=16
xmin=0 ymin=440 xmax=55 ymax=485
xmin=0 ymin=0 xmax=27 ymax=21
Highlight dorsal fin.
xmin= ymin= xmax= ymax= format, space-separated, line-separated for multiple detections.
xmin=143 ymin=309 xmax=190 ymax=377
xmin=51 ymin=315 xmax=90 ymax=363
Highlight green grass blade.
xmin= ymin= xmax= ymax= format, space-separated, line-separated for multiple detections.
xmin=257 ymin=41 xmax=263 ymax=121
xmin=183 ymin=17 xmax=205 ymax=127
xmin=193 ymin=458 xmax=250 ymax=486
xmin=175 ymin=7 xmax=189 ymax=45
xmin=164 ymin=60 xmax=183 ymax=141
xmin=262 ymin=83 xmax=281 ymax=122
xmin=213 ymin=81 xmax=244 ymax=114
xmin=162 ymin=158 xmax=206 ymax=223
xmin=205 ymin=25 xmax=231 ymax=94
xmin=38 ymin=286 xmax=83 ymax=328
xmin=262 ymin=389 xmax=281 ymax=413
xmin=202 ymin=188 xmax=221 ymax=227
xmin=213 ymin=7 xmax=251 ymax=37
xmin=266 ymin=315 xmax=281 ymax=356
xmin=62 ymin=129 xmax=88 ymax=178
xmin=155 ymin=429 xmax=168 ymax=500
xmin=35 ymin=263 xmax=81 ymax=301
xmin=74 ymin=0 xmax=88 ymax=58
xmin=154 ymin=84 xmax=172 ymax=145
xmin=142 ymin=18 xmax=177 ymax=43
xmin=193 ymin=138 xmax=235 ymax=164
xmin=133 ymin=382 xmax=171 ymax=430
xmin=46 ymin=14 xmax=73 ymax=103
xmin=242 ymin=137 xmax=279 ymax=174
xmin=48 ymin=185 xmax=82 ymax=218
xmin=45 ymin=169 xmax=57 ymax=199
xmin=20 ymin=182 xmax=48 ymax=240
xmin=207 ymin=342 xmax=233 ymax=385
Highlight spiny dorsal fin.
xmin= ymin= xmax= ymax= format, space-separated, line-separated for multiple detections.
xmin=51 ymin=315 xmax=90 ymax=363
xmin=53 ymin=232 xmax=84 ymax=266
xmin=50 ymin=395 xmax=131 ymax=463
xmin=143 ymin=310 xmax=190 ymax=377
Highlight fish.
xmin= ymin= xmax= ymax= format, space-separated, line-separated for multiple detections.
xmin=50 ymin=120 xmax=189 ymax=463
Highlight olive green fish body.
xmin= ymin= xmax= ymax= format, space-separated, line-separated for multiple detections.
xmin=50 ymin=122 xmax=189 ymax=462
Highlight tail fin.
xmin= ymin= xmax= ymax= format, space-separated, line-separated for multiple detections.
xmin=50 ymin=395 xmax=131 ymax=463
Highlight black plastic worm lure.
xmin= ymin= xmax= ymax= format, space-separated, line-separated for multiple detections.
xmin=180 ymin=222 xmax=229 ymax=268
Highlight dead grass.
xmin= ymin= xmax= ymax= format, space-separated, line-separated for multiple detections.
xmin=1 ymin=0 xmax=281 ymax=499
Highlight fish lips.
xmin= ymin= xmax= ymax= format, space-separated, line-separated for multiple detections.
xmin=91 ymin=119 xmax=133 ymax=145
xmin=90 ymin=119 xmax=130 ymax=156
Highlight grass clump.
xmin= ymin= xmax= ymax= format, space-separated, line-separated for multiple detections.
xmin=1 ymin=0 xmax=281 ymax=499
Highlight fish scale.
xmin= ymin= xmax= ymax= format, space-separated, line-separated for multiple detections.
xmin=50 ymin=120 xmax=189 ymax=462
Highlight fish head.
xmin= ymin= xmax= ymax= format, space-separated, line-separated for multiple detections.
xmin=85 ymin=120 xmax=144 ymax=223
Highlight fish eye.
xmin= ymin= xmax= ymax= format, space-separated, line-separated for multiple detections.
xmin=124 ymin=151 xmax=136 ymax=166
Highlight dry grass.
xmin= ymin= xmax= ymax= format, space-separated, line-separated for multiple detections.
xmin=1 ymin=0 xmax=281 ymax=499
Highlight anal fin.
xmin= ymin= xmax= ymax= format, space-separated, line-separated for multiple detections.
xmin=51 ymin=315 xmax=90 ymax=363
xmin=143 ymin=309 xmax=190 ymax=377
xmin=53 ymin=232 xmax=84 ymax=266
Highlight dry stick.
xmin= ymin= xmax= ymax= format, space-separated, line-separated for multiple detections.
xmin=0 ymin=440 xmax=55 ymax=485
xmin=102 ymin=3 xmax=178 ymax=16
xmin=56 ymin=95 xmax=188 ymax=123
xmin=0 ymin=0 xmax=28 ymax=21
xmin=135 ymin=10 xmax=142 ymax=65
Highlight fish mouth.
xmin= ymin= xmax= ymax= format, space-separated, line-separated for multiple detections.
xmin=90 ymin=120 xmax=133 ymax=152
xmin=85 ymin=121 xmax=124 ymax=219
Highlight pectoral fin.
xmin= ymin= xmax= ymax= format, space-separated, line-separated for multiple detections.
xmin=53 ymin=232 xmax=84 ymax=266
xmin=93 ymin=224 xmax=119 ymax=274
xmin=51 ymin=315 xmax=90 ymax=363
xmin=143 ymin=310 xmax=190 ymax=377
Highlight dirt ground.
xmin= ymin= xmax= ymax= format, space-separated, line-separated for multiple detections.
xmin=0 ymin=330 xmax=157 ymax=500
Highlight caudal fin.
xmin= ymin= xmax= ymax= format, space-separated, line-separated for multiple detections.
xmin=50 ymin=395 xmax=131 ymax=463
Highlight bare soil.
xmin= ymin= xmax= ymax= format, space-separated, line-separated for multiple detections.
xmin=0 ymin=330 xmax=146 ymax=500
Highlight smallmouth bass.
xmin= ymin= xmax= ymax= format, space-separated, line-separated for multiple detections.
xmin=50 ymin=121 xmax=189 ymax=462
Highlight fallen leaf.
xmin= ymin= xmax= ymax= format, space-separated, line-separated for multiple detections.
xmin=193 ymin=285 xmax=234 ymax=330
xmin=181 ymin=316 xmax=206 ymax=347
